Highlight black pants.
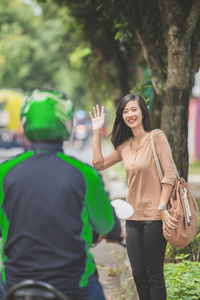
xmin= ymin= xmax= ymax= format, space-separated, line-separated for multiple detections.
xmin=126 ymin=220 xmax=167 ymax=300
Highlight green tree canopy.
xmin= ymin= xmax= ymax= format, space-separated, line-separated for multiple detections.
xmin=0 ymin=0 xmax=112 ymax=110
xmin=48 ymin=0 xmax=200 ymax=178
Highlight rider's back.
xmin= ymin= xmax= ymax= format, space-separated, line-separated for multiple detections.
xmin=0 ymin=143 xmax=105 ymax=293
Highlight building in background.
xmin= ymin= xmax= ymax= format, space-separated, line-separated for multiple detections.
xmin=188 ymin=69 xmax=200 ymax=162
xmin=188 ymin=98 xmax=200 ymax=162
xmin=0 ymin=89 xmax=28 ymax=149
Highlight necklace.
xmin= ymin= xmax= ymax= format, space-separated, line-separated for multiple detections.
xmin=130 ymin=133 xmax=149 ymax=152
xmin=130 ymin=136 xmax=135 ymax=152
xmin=130 ymin=137 xmax=138 ymax=174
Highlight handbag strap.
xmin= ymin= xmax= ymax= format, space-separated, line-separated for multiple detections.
xmin=151 ymin=130 xmax=164 ymax=184
xmin=150 ymin=129 xmax=180 ymax=184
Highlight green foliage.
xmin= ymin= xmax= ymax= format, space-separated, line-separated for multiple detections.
xmin=69 ymin=46 xmax=92 ymax=69
xmin=130 ymin=73 xmax=153 ymax=105
xmin=114 ymin=277 xmax=135 ymax=300
xmin=165 ymin=213 xmax=200 ymax=262
xmin=0 ymin=0 xmax=55 ymax=90
xmin=164 ymin=257 xmax=200 ymax=299
xmin=0 ymin=0 xmax=101 ymax=110
xmin=120 ymin=258 xmax=200 ymax=300
xmin=41 ymin=0 xmax=143 ymax=104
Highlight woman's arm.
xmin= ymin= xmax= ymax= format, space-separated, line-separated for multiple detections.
xmin=158 ymin=184 xmax=178 ymax=236
xmin=154 ymin=131 xmax=178 ymax=235
xmin=89 ymin=105 xmax=122 ymax=170
xmin=89 ymin=105 xmax=105 ymax=162
xmin=153 ymin=131 xmax=177 ymax=186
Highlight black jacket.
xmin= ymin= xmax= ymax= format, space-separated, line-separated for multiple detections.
xmin=0 ymin=142 xmax=121 ymax=292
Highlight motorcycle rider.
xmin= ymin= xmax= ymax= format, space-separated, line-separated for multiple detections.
xmin=0 ymin=88 xmax=124 ymax=300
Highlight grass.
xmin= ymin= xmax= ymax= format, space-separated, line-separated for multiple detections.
xmin=189 ymin=159 xmax=200 ymax=175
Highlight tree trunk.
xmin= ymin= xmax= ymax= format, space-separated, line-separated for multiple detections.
xmin=161 ymin=88 xmax=190 ymax=179
xmin=151 ymin=92 xmax=162 ymax=129
xmin=160 ymin=22 xmax=193 ymax=180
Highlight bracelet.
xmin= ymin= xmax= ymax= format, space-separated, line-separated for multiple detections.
xmin=158 ymin=205 xmax=167 ymax=211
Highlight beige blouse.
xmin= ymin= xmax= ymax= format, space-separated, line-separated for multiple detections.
xmin=92 ymin=130 xmax=177 ymax=221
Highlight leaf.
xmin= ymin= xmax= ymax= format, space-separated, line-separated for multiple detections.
xmin=114 ymin=31 xmax=122 ymax=41
xmin=108 ymin=268 xmax=117 ymax=277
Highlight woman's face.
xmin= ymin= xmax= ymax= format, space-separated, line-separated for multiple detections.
xmin=122 ymin=100 xmax=143 ymax=129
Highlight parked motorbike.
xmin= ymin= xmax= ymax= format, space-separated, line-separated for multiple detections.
xmin=72 ymin=110 xmax=91 ymax=150
xmin=73 ymin=124 xmax=89 ymax=148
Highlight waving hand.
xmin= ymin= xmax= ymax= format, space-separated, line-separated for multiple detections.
xmin=89 ymin=105 xmax=105 ymax=132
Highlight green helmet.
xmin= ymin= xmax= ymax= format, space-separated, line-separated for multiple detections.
xmin=20 ymin=88 xmax=74 ymax=142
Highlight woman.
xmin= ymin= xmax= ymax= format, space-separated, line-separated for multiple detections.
xmin=89 ymin=94 xmax=178 ymax=300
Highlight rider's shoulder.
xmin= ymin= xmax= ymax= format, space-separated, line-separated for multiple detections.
xmin=59 ymin=153 xmax=100 ymax=178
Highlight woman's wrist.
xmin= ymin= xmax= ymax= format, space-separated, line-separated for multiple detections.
xmin=158 ymin=205 xmax=167 ymax=211
xmin=93 ymin=128 xmax=102 ymax=135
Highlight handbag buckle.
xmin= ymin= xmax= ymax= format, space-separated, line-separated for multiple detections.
xmin=181 ymin=187 xmax=193 ymax=225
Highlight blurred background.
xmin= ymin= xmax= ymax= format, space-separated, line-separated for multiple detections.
xmin=0 ymin=0 xmax=199 ymax=173
xmin=0 ymin=2 xmax=200 ymax=299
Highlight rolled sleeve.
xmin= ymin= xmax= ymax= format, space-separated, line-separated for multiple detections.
xmin=154 ymin=131 xmax=177 ymax=186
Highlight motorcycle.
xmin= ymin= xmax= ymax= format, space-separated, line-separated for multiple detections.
xmin=72 ymin=110 xmax=91 ymax=150
xmin=3 ymin=280 xmax=70 ymax=300
xmin=73 ymin=124 xmax=89 ymax=149
xmin=3 ymin=200 xmax=134 ymax=300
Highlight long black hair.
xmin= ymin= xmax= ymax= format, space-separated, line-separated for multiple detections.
xmin=111 ymin=94 xmax=151 ymax=149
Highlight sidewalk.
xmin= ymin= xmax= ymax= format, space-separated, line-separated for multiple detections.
xmin=90 ymin=241 xmax=124 ymax=300
xmin=91 ymin=169 xmax=134 ymax=300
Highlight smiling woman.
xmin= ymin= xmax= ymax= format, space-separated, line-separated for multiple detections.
xmin=122 ymin=100 xmax=143 ymax=129
xmin=109 ymin=94 xmax=151 ymax=149
xmin=89 ymin=94 xmax=178 ymax=300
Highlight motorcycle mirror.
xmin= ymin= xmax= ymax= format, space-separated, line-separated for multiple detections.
xmin=111 ymin=199 xmax=134 ymax=220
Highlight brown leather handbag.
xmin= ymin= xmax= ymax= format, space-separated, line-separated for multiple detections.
xmin=151 ymin=130 xmax=199 ymax=248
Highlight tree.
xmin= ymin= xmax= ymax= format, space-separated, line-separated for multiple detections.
xmin=130 ymin=0 xmax=200 ymax=178
xmin=0 ymin=0 xmax=58 ymax=91
xmin=0 ymin=0 xmax=98 ymax=110
xmin=40 ymin=0 xmax=143 ymax=105
xmin=49 ymin=0 xmax=200 ymax=178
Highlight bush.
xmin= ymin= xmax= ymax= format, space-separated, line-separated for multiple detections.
xmin=164 ymin=255 xmax=200 ymax=299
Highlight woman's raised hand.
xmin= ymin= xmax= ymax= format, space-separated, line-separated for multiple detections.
xmin=89 ymin=105 xmax=105 ymax=132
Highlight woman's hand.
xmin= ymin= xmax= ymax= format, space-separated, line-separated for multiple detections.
xmin=160 ymin=210 xmax=178 ymax=237
xmin=89 ymin=105 xmax=105 ymax=132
